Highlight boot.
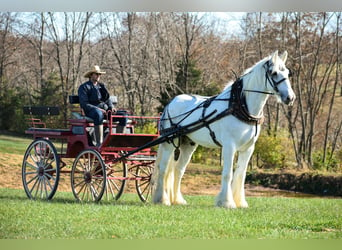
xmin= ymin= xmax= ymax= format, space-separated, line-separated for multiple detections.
xmin=94 ymin=124 xmax=103 ymax=147
xmin=116 ymin=125 xmax=126 ymax=134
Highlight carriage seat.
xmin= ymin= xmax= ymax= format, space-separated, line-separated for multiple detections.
xmin=71 ymin=111 xmax=95 ymax=122
xmin=23 ymin=106 xmax=60 ymax=128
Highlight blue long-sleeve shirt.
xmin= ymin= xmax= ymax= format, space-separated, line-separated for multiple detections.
xmin=78 ymin=81 xmax=113 ymax=113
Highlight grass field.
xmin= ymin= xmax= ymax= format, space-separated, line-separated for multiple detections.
xmin=0 ymin=134 xmax=341 ymax=239
xmin=0 ymin=188 xmax=341 ymax=239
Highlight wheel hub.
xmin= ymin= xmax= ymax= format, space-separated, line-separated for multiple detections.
xmin=38 ymin=166 xmax=45 ymax=176
xmin=84 ymin=172 xmax=92 ymax=183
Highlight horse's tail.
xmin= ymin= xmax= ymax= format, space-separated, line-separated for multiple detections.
xmin=159 ymin=103 xmax=171 ymax=132
xmin=152 ymin=145 xmax=162 ymax=180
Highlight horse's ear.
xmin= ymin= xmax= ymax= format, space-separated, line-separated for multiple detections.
xmin=271 ymin=50 xmax=279 ymax=64
xmin=280 ymin=51 xmax=288 ymax=63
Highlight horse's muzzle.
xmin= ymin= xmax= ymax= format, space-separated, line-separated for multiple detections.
xmin=283 ymin=94 xmax=295 ymax=106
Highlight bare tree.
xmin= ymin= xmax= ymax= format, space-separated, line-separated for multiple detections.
xmin=283 ymin=12 xmax=341 ymax=168
xmin=322 ymin=12 xmax=342 ymax=165
xmin=0 ymin=12 xmax=20 ymax=94
xmin=45 ymin=12 xmax=92 ymax=123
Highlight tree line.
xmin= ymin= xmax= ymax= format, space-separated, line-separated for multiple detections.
xmin=0 ymin=12 xmax=341 ymax=170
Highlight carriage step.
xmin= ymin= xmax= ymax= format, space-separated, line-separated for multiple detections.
xmin=127 ymin=156 xmax=156 ymax=161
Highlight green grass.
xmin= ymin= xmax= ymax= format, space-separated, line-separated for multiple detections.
xmin=0 ymin=134 xmax=32 ymax=154
xmin=0 ymin=188 xmax=341 ymax=239
xmin=1 ymin=134 xmax=341 ymax=239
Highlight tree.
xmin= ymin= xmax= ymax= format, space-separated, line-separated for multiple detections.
xmin=45 ymin=12 xmax=92 ymax=125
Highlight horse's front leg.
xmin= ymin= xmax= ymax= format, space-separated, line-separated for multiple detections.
xmin=232 ymin=145 xmax=254 ymax=208
xmin=216 ymin=146 xmax=236 ymax=209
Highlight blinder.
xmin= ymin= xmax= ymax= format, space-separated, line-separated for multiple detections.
xmin=263 ymin=60 xmax=290 ymax=93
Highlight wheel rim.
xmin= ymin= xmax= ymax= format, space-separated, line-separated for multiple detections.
xmin=104 ymin=161 xmax=127 ymax=201
xmin=22 ymin=139 xmax=60 ymax=200
xmin=71 ymin=150 xmax=106 ymax=202
xmin=136 ymin=164 xmax=155 ymax=202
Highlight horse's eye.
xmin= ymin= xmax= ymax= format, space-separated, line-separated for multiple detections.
xmin=288 ymin=69 xmax=293 ymax=77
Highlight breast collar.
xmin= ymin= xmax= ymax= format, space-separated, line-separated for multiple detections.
xmin=229 ymin=78 xmax=264 ymax=126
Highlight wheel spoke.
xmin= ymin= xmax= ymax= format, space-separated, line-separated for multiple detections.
xmin=26 ymin=173 xmax=38 ymax=185
xmin=25 ymin=161 xmax=38 ymax=171
xmin=33 ymin=176 xmax=42 ymax=199
xmin=103 ymin=161 xmax=126 ymax=201
xmin=108 ymin=176 xmax=120 ymax=192
xmin=25 ymin=171 xmax=38 ymax=176
xmin=42 ymin=176 xmax=49 ymax=199
xmin=136 ymin=165 xmax=154 ymax=202
xmin=89 ymin=184 xmax=99 ymax=200
xmin=105 ymin=178 xmax=116 ymax=200
xmin=44 ymin=175 xmax=54 ymax=192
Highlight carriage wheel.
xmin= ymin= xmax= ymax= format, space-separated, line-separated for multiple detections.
xmin=104 ymin=160 xmax=127 ymax=201
xmin=71 ymin=149 xmax=106 ymax=202
xmin=135 ymin=164 xmax=155 ymax=202
xmin=22 ymin=139 xmax=60 ymax=200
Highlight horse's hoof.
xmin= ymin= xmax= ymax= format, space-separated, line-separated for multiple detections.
xmin=216 ymin=200 xmax=237 ymax=209
xmin=152 ymin=195 xmax=171 ymax=206
xmin=236 ymin=200 xmax=249 ymax=208
xmin=173 ymin=198 xmax=187 ymax=205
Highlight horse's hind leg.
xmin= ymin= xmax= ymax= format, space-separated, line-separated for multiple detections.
xmin=232 ymin=146 xmax=254 ymax=208
xmin=152 ymin=142 xmax=174 ymax=206
xmin=172 ymin=140 xmax=197 ymax=205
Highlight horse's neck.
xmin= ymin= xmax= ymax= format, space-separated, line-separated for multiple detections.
xmin=241 ymin=74 xmax=270 ymax=117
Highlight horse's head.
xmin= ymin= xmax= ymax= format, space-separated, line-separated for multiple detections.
xmin=264 ymin=51 xmax=296 ymax=105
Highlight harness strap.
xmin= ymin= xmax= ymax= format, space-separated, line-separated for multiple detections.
xmin=202 ymin=98 xmax=222 ymax=147
xmin=206 ymin=124 xmax=222 ymax=147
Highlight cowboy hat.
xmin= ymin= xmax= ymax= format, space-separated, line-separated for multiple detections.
xmin=84 ymin=65 xmax=106 ymax=78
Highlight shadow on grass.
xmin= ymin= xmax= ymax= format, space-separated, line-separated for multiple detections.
xmin=0 ymin=188 xmax=153 ymax=207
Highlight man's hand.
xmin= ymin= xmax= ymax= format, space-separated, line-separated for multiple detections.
xmin=98 ymin=108 xmax=106 ymax=114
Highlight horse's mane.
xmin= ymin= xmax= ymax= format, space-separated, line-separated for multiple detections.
xmin=223 ymin=56 xmax=271 ymax=91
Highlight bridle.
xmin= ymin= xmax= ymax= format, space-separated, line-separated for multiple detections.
xmin=244 ymin=60 xmax=291 ymax=96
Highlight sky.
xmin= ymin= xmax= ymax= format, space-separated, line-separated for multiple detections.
xmin=1 ymin=0 xmax=341 ymax=12
xmin=211 ymin=12 xmax=245 ymax=35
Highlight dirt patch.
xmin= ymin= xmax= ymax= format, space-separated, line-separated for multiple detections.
xmin=1 ymin=153 xmax=340 ymax=198
xmin=0 ymin=153 xmax=71 ymax=191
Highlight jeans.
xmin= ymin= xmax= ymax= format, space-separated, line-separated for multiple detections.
xmin=85 ymin=108 xmax=128 ymax=126
xmin=85 ymin=107 xmax=104 ymax=125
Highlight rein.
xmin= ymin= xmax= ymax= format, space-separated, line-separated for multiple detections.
xmin=243 ymin=89 xmax=274 ymax=95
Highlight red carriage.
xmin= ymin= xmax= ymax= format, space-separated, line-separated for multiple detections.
xmin=22 ymin=96 xmax=160 ymax=202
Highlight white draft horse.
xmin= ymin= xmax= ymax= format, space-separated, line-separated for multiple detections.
xmin=152 ymin=51 xmax=295 ymax=208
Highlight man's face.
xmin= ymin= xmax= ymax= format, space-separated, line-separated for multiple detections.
xmin=90 ymin=73 xmax=101 ymax=82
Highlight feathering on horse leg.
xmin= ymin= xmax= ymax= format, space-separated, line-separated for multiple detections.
xmin=152 ymin=143 xmax=174 ymax=205
xmin=216 ymin=146 xmax=236 ymax=208
xmin=165 ymin=157 xmax=175 ymax=204
xmin=172 ymin=141 xmax=198 ymax=205
xmin=232 ymin=147 xmax=254 ymax=208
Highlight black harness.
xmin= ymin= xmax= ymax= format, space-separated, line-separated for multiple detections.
xmin=160 ymin=60 xmax=289 ymax=148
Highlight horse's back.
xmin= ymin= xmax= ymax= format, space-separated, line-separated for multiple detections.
xmin=170 ymin=94 xmax=207 ymax=110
